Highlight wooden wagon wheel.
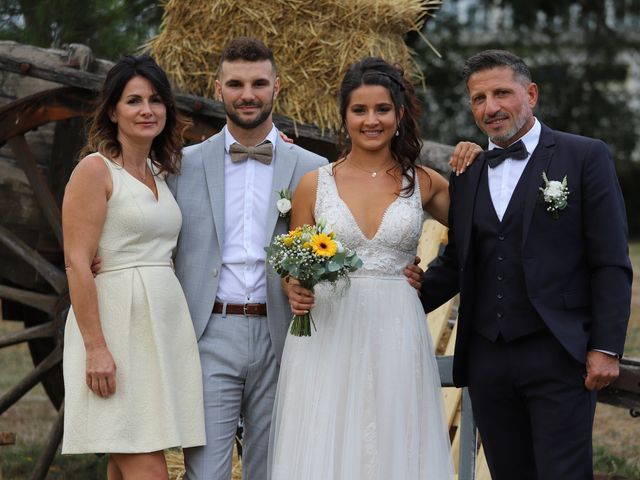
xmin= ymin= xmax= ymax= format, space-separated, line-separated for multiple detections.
xmin=0 ymin=83 xmax=224 ymax=479
xmin=0 ymin=85 xmax=97 ymax=479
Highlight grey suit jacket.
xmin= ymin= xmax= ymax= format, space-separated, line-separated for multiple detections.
xmin=167 ymin=130 xmax=327 ymax=362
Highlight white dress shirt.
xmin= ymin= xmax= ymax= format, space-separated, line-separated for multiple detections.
xmin=216 ymin=125 xmax=278 ymax=304
xmin=487 ymin=118 xmax=541 ymax=221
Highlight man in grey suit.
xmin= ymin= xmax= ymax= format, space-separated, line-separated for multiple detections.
xmin=168 ymin=37 xmax=327 ymax=479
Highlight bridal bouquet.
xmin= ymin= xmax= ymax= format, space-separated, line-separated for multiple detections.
xmin=265 ymin=219 xmax=363 ymax=336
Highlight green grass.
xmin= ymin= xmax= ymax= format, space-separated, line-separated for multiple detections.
xmin=1 ymin=445 xmax=107 ymax=480
xmin=594 ymin=446 xmax=640 ymax=479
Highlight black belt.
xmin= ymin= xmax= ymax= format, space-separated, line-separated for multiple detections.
xmin=212 ymin=302 xmax=267 ymax=316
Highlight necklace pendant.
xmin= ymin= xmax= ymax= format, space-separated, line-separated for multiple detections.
xmin=371 ymin=172 xmax=377 ymax=178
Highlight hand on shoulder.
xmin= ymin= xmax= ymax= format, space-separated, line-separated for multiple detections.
xmin=449 ymin=141 xmax=483 ymax=176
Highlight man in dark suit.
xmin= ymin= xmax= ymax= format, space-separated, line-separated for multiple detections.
xmin=421 ymin=50 xmax=632 ymax=479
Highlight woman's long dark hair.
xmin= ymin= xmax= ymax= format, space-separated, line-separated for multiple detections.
xmin=80 ymin=54 xmax=187 ymax=175
xmin=337 ymin=57 xmax=423 ymax=196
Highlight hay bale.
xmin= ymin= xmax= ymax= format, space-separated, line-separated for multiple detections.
xmin=148 ymin=0 xmax=441 ymax=133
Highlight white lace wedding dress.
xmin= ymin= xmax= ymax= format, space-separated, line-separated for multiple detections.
xmin=269 ymin=164 xmax=454 ymax=479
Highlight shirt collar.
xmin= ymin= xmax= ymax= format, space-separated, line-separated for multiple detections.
xmin=487 ymin=117 xmax=541 ymax=158
xmin=224 ymin=124 xmax=278 ymax=155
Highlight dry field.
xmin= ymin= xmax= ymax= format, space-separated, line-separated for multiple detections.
xmin=1 ymin=245 xmax=640 ymax=479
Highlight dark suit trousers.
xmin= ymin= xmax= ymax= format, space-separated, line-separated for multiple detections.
xmin=467 ymin=330 xmax=596 ymax=480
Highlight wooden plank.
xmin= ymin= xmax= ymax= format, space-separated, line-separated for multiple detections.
xmin=0 ymin=431 xmax=15 ymax=445
xmin=475 ymin=447 xmax=491 ymax=480
xmin=451 ymin=416 xmax=461 ymax=475
xmin=442 ymin=322 xmax=462 ymax=427
xmin=7 ymin=136 xmax=63 ymax=246
xmin=427 ymin=301 xmax=452 ymax=349
xmin=418 ymin=219 xmax=454 ymax=347
xmin=417 ymin=219 xmax=447 ymax=268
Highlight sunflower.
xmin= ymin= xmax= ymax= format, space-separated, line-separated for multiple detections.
xmin=309 ymin=233 xmax=338 ymax=257
xmin=283 ymin=236 xmax=295 ymax=247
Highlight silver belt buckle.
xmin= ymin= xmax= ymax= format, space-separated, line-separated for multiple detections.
xmin=243 ymin=303 xmax=248 ymax=316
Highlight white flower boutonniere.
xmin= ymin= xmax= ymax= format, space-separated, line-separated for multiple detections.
xmin=539 ymin=172 xmax=569 ymax=219
xmin=276 ymin=188 xmax=292 ymax=220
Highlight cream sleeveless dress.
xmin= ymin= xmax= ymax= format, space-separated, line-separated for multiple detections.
xmin=269 ymin=164 xmax=454 ymax=479
xmin=62 ymin=153 xmax=205 ymax=454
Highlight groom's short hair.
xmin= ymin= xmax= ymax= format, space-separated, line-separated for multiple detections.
xmin=218 ymin=37 xmax=277 ymax=76
xmin=462 ymin=49 xmax=531 ymax=87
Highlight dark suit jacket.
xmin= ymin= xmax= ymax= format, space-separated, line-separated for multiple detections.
xmin=421 ymin=122 xmax=633 ymax=387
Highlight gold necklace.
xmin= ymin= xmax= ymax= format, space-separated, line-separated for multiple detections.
xmin=348 ymin=159 xmax=394 ymax=178
xmin=122 ymin=152 xmax=148 ymax=182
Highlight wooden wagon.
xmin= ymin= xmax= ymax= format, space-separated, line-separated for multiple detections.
xmin=0 ymin=41 xmax=638 ymax=480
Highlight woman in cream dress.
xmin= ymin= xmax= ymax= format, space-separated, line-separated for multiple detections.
xmin=62 ymin=55 xmax=204 ymax=479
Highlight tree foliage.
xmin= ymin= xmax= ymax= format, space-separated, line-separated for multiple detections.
xmin=0 ymin=0 xmax=161 ymax=60
xmin=415 ymin=0 xmax=640 ymax=235
xmin=418 ymin=0 xmax=639 ymax=159
xmin=417 ymin=0 xmax=640 ymax=233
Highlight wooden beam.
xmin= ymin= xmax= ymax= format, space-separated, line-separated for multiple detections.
xmin=0 ymin=53 xmax=104 ymax=91
xmin=0 ymin=87 xmax=96 ymax=143
xmin=7 ymin=136 xmax=63 ymax=246
xmin=0 ymin=45 xmax=456 ymax=171
xmin=0 ymin=320 xmax=55 ymax=348
xmin=0 ymin=345 xmax=62 ymax=415
xmin=0 ymin=226 xmax=66 ymax=294
xmin=29 ymin=403 xmax=64 ymax=480
xmin=0 ymin=432 xmax=15 ymax=446
xmin=0 ymin=49 xmax=335 ymax=146
xmin=0 ymin=285 xmax=57 ymax=313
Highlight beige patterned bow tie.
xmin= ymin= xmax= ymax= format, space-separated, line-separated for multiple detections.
xmin=229 ymin=141 xmax=273 ymax=165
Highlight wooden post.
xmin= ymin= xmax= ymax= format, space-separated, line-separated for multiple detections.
xmin=0 ymin=431 xmax=15 ymax=445
xmin=0 ymin=431 xmax=16 ymax=480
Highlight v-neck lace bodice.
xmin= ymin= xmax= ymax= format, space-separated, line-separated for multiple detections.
xmin=315 ymin=163 xmax=425 ymax=277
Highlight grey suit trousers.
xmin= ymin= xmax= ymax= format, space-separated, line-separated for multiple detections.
xmin=184 ymin=311 xmax=278 ymax=480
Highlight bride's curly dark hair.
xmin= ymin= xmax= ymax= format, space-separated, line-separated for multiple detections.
xmin=336 ymin=57 xmax=424 ymax=196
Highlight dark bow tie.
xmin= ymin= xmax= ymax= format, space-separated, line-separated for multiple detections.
xmin=484 ymin=140 xmax=529 ymax=168
xmin=229 ymin=141 xmax=273 ymax=165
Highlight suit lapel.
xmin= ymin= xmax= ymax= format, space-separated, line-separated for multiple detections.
xmin=265 ymin=136 xmax=298 ymax=240
xmin=203 ymin=132 xmax=226 ymax=250
xmin=460 ymin=158 xmax=486 ymax=265
xmin=521 ymin=123 xmax=555 ymax=246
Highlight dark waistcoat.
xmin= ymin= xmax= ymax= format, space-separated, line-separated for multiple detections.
xmin=471 ymin=161 xmax=547 ymax=342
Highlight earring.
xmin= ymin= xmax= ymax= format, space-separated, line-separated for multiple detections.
xmin=395 ymin=129 xmax=399 ymax=137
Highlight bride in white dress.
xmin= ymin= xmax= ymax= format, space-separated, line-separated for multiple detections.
xmin=269 ymin=57 xmax=456 ymax=479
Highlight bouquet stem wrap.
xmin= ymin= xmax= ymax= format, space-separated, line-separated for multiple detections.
xmin=289 ymin=280 xmax=316 ymax=336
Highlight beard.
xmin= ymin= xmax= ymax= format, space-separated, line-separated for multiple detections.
xmin=223 ymin=96 xmax=274 ymax=130
xmin=481 ymin=103 xmax=531 ymax=145
xmin=488 ymin=115 xmax=527 ymax=144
